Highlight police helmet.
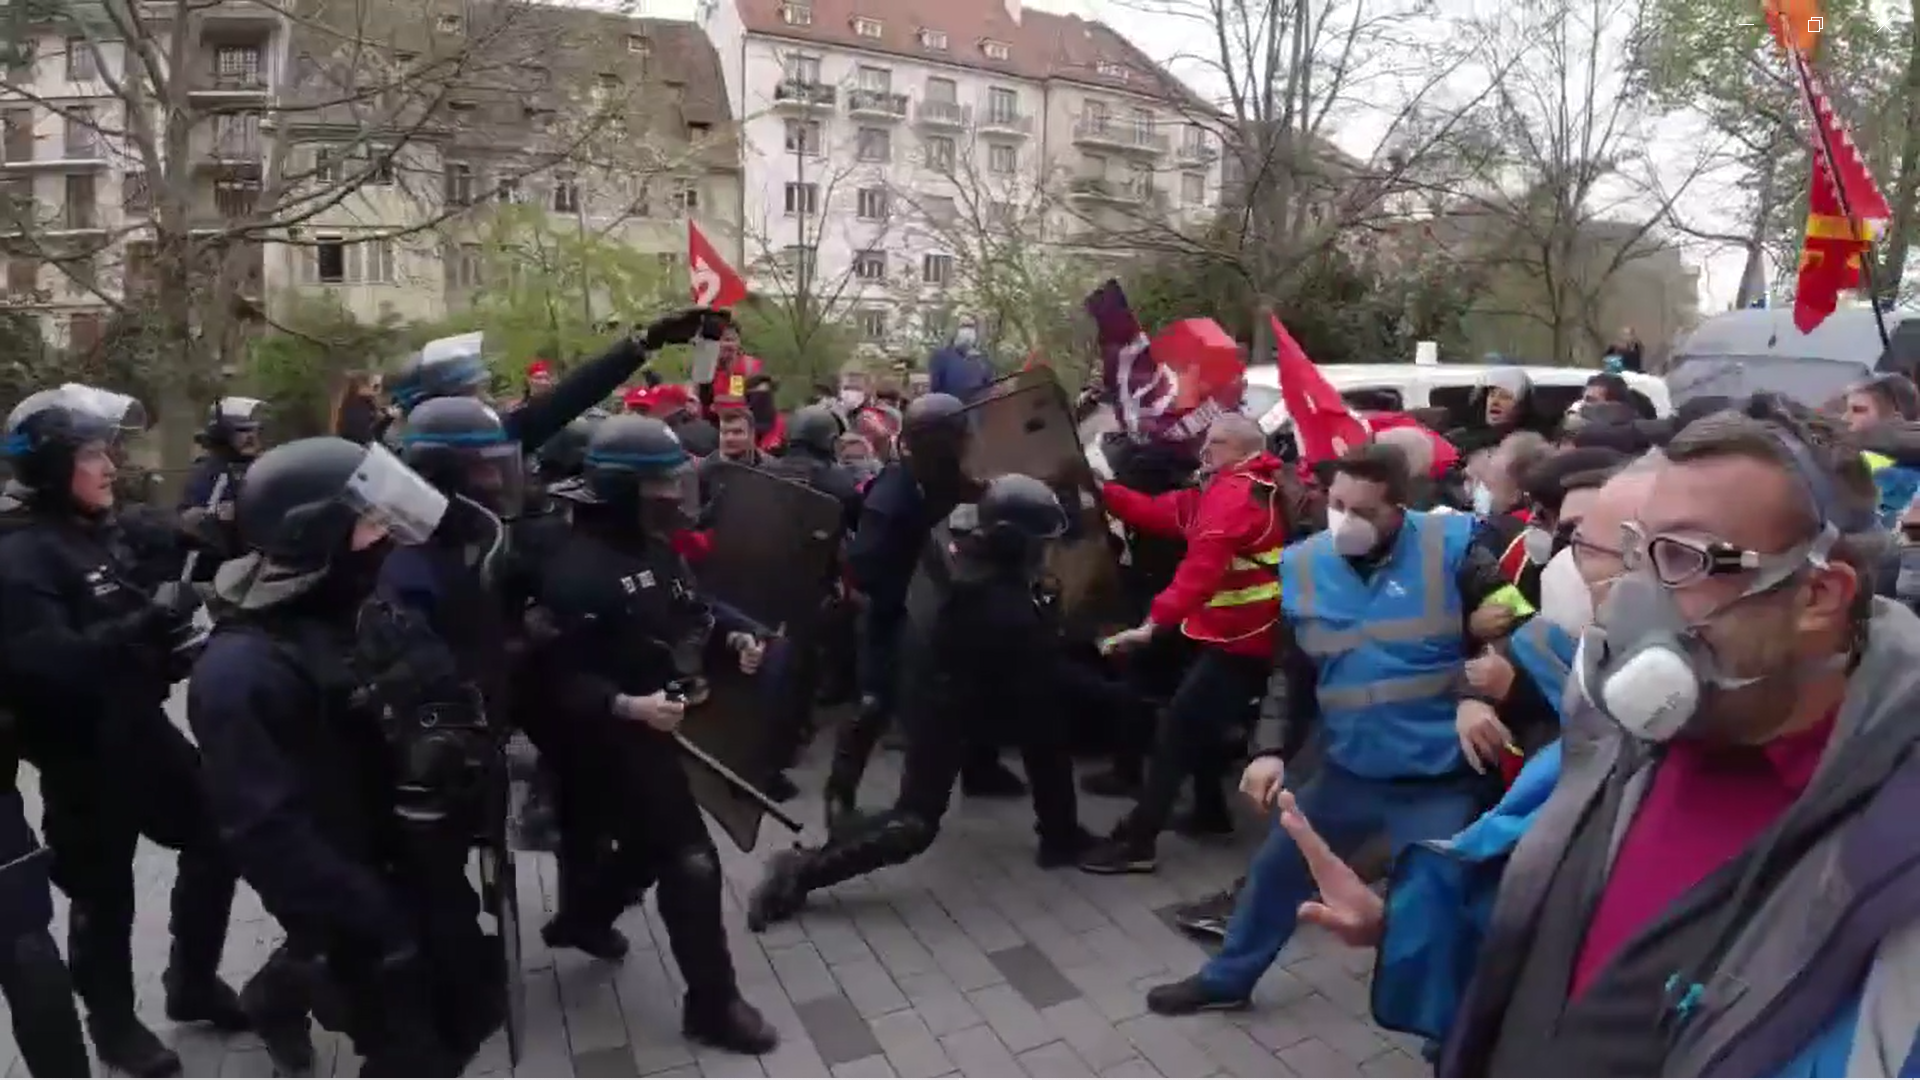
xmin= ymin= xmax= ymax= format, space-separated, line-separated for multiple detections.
xmin=398 ymin=396 xmax=525 ymax=516
xmin=952 ymin=473 xmax=1066 ymax=564
xmin=788 ymin=405 xmax=842 ymax=456
xmin=5 ymin=384 xmax=147 ymax=494
xmin=202 ymin=396 xmax=267 ymax=453
xmin=388 ymin=340 xmax=489 ymax=415
xmin=537 ymin=410 xmax=605 ymax=481
xmin=904 ymin=392 xmax=965 ymax=431
xmin=578 ymin=415 xmax=691 ymax=507
xmin=237 ymin=437 xmax=448 ymax=571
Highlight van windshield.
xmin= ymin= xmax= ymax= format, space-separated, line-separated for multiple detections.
xmin=1242 ymin=384 xmax=1281 ymax=421
xmin=1667 ymin=355 xmax=1869 ymax=408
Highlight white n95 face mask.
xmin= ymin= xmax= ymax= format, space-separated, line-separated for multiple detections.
xmin=1522 ymin=525 xmax=1556 ymax=566
xmin=1325 ymin=508 xmax=1379 ymax=557
xmin=1537 ymin=548 xmax=1591 ymax=636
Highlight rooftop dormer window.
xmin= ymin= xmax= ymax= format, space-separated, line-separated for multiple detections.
xmin=982 ymin=39 xmax=1009 ymax=60
xmin=853 ymin=16 xmax=883 ymax=38
xmin=1096 ymin=59 xmax=1127 ymax=79
xmin=919 ymin=28 xmax=947 ymax=50
xmin=779 ymin=2 xmax=813 ymax=23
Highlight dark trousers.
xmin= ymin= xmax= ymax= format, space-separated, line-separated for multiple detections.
xmin=37 ymin=714 xmax=237 ymax=1021
xmin=552 ymin=724 xmax=740 ymax=1009
xmin=0 ymin=783 xmax=88 ymax=1076
xmin=828 ymin=608 xmax=1009 ymax=801
xmin=1119 ymin=647 xmax=1270 ymax=845
xmin=797 ymin=689 xmax=1080 ymax=896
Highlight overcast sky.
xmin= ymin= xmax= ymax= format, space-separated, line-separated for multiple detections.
xmin=631 ymin=0 xmax=1754 ymax=313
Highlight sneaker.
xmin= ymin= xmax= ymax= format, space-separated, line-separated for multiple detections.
xmin=1172 ymin=882 xmax=1242 ymax=940
xmin=1077 ymin=835 xmax=1156 ymax=875
xmin=1144 ymin=975 xmax=1251 ymax=1016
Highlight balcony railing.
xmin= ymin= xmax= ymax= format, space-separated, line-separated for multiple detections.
xmin=978 ymin=110 xmax=1031 ymax=135
xmin=197 ymin=70 xmax=268 ymax=93
xmin=772 ymin=80 xmax=835 ymax=108
xmin=847 ymin=89 xmax=907 ymax=118
xmin=915 ymin=100 xmax=969 ymax=127
xmin=1174 ymin=139 xmax=1219 ymax=165
xmin=1072 ymin=117 xmax=1168 ymax=153
xmin=62 ymin=136 xmax=102 ymax=160
xmin=1068 ymin=175 xmax=1157 ymax=204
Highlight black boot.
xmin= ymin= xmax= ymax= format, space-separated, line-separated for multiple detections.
xmin=541 ymin=915 xmax=631 ymax=961
xmin=86 ymin=1010 xmax=181 ymax=1077
xmin=746 ymin=849 xmax=813 ymax=932
xmin=72 ymin=905 xmax=184 ymax=1076
xmin=683 ymin=994 xmax=778 ymax=1055
xmin=238 ymin=946 xmax=318 ymax=1078
xmin=164 ymin=846 xmax=248 ymax=1031
xmin=748 ymin=815 xmax=936 ymax=931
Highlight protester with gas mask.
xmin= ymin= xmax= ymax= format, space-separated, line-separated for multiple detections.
xmin=1143 ymin=440 xmax=1525 ymax=1017
xmin=1298 ymin=403 xmax=1920 ymax=1076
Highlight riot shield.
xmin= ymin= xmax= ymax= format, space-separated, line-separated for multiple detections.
xmin=698 ymin=461 xmax=843 ymax=632
xmin=680 ymin=464 xmax=837 ymax=851
xmin=960 ymin=373 xmax=1128 ymax=637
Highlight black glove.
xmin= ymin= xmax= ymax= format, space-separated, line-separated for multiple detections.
xmin=151 ymin=581 xmax=202 ymax=622
xmin=639 ymin=307 xmax=715 ymax=351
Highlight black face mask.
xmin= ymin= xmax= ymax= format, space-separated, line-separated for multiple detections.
xmin=314 ymin=538 xmax=393 ymax=610
xmin=639 ymin=495 xmax=693 ymax=537
xmin=747 ymin=391 xmax=777 ymax=429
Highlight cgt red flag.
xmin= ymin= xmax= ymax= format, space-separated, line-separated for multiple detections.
xmin=1270 ymin=313 xmax=1368 ymax=465
xmin=1791 ymin=61 xmax=1891 ymax=333
xmin=688 ymin=221 xmax=747 ymax=309
xmin=1149 ymin=318 xmax=1246 ymax=411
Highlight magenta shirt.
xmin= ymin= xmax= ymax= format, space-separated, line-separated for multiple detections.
xmin=1569 ymin=712 xmax=1837 ymax=1001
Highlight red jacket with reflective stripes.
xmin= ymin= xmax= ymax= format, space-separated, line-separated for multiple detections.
xmin=1102 ymin=452 xmax=1288 ymax=657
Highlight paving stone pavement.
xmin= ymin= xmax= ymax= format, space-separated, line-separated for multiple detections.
xmin=2 ymin=706 xmax=1423 ymax=1078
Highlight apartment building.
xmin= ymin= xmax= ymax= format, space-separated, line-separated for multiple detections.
xmin=702 ymin=0 xmax=1222 ymax=344
xmin=0 ymin=0 xmax=743 ymax=347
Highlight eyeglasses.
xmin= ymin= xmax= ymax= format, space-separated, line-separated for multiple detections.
xmin=1618 ymin=521 xmax=1775 ymax=588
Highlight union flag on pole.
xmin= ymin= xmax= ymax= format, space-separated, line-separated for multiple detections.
xmin=687 ymin=222 xmax=747 ymax=309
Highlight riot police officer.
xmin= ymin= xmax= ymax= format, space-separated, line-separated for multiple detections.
xmin=531 ymin=415 xmax=779 ymax=1055
xmin=0 ymin=732 xmax=89 ymax=1076
xmin=828 ymin=393 xmax=1022 ymax=827
xmin=0 ymin=384 xmax=249 ymax=1076
xmin=747 ymin=475 xmax=1093 ymax=930
xmin=187 ymin=436 xmax=469 ymax=1075
xmin=771 ymin=404 xmax=864 ymax=530
xmin=178 ymin=396 xmax=267 ymax=581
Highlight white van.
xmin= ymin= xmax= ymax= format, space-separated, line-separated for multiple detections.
xmin=1085 ymin=364 xmax=1671 ymax=477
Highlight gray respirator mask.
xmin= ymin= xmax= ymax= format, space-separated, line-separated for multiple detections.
xmin=1572 ymin=430 xmax=1864 ymax=744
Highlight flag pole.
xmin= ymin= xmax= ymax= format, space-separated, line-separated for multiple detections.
xmin=1789 ymin=46 xmax=1893 ymax=349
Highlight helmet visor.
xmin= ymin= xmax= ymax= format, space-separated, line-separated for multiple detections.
xmin=58 ymin=384 xmax=148 ymax=433
xmin=341 ymin=443 xmax=449 ymax=545
xmin=466 ymin=442 xmax=528 ymax=518
xmin=636 ymin=461 xmax=698 ymax=520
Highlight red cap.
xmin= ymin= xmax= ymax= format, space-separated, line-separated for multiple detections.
xmin=528 ymin=359 xmax=554 ymax=378
xmin=622 ymin=386 xmax=652 ymax=410
xmin=649 ymin=384 xmax=693 ymax=413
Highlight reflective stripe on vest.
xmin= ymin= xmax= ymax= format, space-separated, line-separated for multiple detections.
xmin=1205 ymin=546 xmax=1283 ymax=608
xmin=1485 ymin=582 xmax=1536 ymax=618
xmin=1509 ymin=617 xmax=1576 ymax=721
xmin=1289 ymin=518 xmax=1460 ymax=712
xmin=1864 ymin=450 xmax=1895 ymax=474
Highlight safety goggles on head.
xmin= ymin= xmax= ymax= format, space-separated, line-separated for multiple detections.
xmin=340 ymin=443 xmax=450 ymax=546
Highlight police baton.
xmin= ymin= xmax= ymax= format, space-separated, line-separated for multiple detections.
xmin=670 ymin=732 xmax=804 ymax=834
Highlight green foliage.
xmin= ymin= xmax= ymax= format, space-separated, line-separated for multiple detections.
xmin=245 ymin=294 xmax=413 ymax=438
xmin=730 ymin=300 xmax=861 ymax=403
xmin=0 ymin=311 xmax=60 ymax=413
xmin=459 ymin=206 xmax=681 ymax=387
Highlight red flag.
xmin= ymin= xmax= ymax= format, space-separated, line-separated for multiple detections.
xmin=1791 ymin=58 xmax=1891 ymax=332
xmin=1148 ymin=318 xmax=1246 ymax=411
xmin=1763 ymin=0 xmax=1822 ymax=57
xmin=688 ymin=222 xmax=747 ymax=309
xmin=1270 ymin=313 xmax=1368 ymax=465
